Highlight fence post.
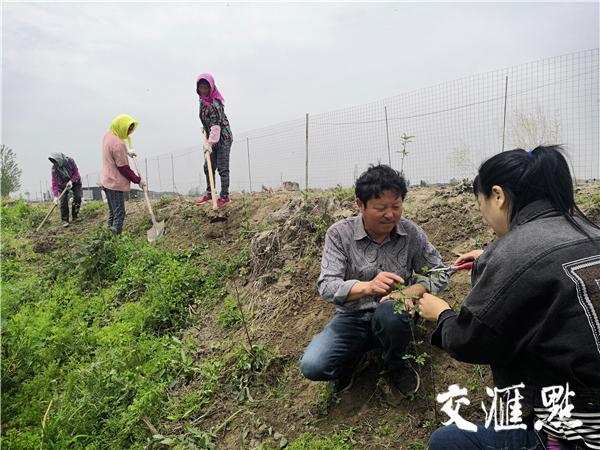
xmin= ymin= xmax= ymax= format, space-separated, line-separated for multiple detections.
xmin=171 ymin=153 xmax=175 ymax=193
xmin=246 ymin=137 xmax=253 ymax=192
xmin=384 ymin=106 xmax=391 ymax=166
xmin=501 ymin=75 xmax=508 ymax=152
xmin=305 ymin=113 xmax=309 ymax=190
xmin=157 ymin=157 xmax=162 ymax=191
xmin=145 ymin=158 xmax=149 ymax=188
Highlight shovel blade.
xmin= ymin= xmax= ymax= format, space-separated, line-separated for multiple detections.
xmin=147 ymin=221 xmax=166 ymax=243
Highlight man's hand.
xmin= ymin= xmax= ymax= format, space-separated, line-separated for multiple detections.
xmin=138 ymin=179 xmax=146 ymax=190
xmin=66 ymin=181 xmax=73 ymax=189
xmin=367 ymin=271 xmax=404 ymax=296
xmin=418 ymin=293 xmax=451 ymax=321
xmin=346 ymin=272 xmax=404 ymax=302
xmin=204 ymin=143 xmax=212 ymax=155
xmin=383 ymin=284 xmax=427 ymax=314
xmin=128 ymin=149 xmax=137 ymax=158
xmin=53 ymin=197 xmax=59 ymax=205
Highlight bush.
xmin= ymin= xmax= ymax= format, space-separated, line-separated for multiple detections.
xmin=0 ymin=200 xmax=46 ymax=233
xmin=1 ymin=221 xmax=237 ymax=448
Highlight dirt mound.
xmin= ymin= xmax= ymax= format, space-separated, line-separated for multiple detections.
xmin=249 ymin=196 xmax=344 ymax=284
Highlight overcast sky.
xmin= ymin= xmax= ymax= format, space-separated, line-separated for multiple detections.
xmin=2 ymin=1 xmax=598 ymax=196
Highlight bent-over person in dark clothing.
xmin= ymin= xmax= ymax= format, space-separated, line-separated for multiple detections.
xmin=49 ymin=152 xmax=82 ymax=227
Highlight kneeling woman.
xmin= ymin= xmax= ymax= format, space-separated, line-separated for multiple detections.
xmin=419 ymin=146 xmax=600 ymax=450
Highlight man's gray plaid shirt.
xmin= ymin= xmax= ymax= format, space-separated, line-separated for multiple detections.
xmin=317 ymin=215 xmax=449 ymax=313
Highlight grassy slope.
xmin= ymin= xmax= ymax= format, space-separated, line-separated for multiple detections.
xmin=2 ymin=182 xmax=599 ymax=449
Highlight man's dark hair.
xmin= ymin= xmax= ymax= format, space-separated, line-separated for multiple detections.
xmin=355 ymin=164 xmax=408 ymax=206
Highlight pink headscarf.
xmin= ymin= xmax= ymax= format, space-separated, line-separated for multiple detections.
xmin=197 ymin=73 xmax=225 ymax=107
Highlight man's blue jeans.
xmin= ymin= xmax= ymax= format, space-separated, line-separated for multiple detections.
xmin=300 ymin=301 xmax=414 ymax=380
xmin=429 ymin=423 xmax=589 ymax=450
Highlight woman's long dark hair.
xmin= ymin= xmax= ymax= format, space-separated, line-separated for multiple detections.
xmin=473 ymin=145 xmax=599 ymax=236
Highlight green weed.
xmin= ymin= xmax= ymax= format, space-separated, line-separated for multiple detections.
xmin=226 ymin=344 xmax=272 ymax=402
xmin=408 ymin=442 xmax=427 ymax=450
xmin=79 ymin=200 xmax=105 ymax=218
xmin=287 ymin=429 xmax=355 ymax=450
xmin=332 ymin=185 xmax=354 ymax=203
xmin=217 ymin=296 xmax=243 ymax=330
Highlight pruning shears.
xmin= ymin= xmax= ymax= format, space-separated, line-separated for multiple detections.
xmin=427 ymin=261 xmax=474 ymax=275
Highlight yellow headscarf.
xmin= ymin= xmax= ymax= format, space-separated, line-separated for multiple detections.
xmin=109 ymin=114 xmax=138 ymax=148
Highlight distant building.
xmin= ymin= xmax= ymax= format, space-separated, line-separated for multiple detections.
xmin=82 ymin=186 xmax=103 ymax=201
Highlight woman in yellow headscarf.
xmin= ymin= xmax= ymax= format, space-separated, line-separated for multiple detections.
xmin=100 ymin=114 xmax=145 ymax=234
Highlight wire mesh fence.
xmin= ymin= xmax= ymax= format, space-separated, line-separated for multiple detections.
xmin=32 ymin=49 xmax=599 ymax=202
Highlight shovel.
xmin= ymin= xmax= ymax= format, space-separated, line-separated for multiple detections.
xmin=130 ymin=152 xmax=165 ymax=242
xmin=36 ymin=184 xmax=71 ymax=232
xmin=201 ymin=128 xmax=218 ymax=210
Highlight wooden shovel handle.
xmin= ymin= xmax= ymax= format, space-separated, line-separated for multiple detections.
xmin=36 ymin=184 xmax=70 ymax=232
xmin=130 ymin=155 xmax=158 ymax=226
xmin=202 ymin=129 xmax=218 ymax=210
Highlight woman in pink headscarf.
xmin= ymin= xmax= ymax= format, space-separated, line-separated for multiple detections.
xmin=195 ymin=73 xmax=233 ymax=207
